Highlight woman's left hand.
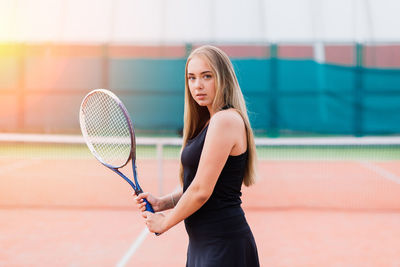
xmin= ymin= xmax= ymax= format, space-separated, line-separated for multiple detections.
xmin=143 ymin=211 xmax=167 ymax=234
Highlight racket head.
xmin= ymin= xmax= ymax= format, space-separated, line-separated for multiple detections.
xmin=79 ymin=89 xmax=136 ymax=169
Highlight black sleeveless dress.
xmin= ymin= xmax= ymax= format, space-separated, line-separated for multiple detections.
xmin=181 ymin=124 xmax=259 ymax=267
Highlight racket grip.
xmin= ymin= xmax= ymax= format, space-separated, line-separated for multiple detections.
xmin=143 ymin=199 xmax=160 ymax=236
xmin=143 ymin=198 xmax=154 ymax=213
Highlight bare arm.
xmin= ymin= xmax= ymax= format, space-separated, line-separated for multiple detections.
xmin=143 ymin=111 xmax=245 ymax=234
xmin=135 ymin=188 xmax=182 ymax=212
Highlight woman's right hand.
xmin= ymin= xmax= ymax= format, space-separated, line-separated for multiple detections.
xmin=134 ymin=192 xmax=162 ymax=215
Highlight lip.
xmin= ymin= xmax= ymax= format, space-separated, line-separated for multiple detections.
xmin=196 ymin=94 xmax=206 ymax=98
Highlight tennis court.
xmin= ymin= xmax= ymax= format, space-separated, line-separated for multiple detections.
xmin=1 ymin=135 xmax=400 ymax=266
xmin=2 ymin=1 xmax=400 ymax=265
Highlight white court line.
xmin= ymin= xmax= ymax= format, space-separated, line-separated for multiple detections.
xmin=0 ymin=160 xmax=41 ymax=175
xmin=116 ymin=227 xmax=149 ymax=267
xmin=359 ymin=161 xmax=400 ymax=185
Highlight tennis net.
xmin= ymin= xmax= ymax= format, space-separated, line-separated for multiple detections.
xmin=0 ymin=133 xmax=399 ymax=211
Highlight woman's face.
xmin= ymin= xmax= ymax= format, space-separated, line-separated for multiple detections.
xmin=187 ymin=55 xmax=216 ymax=110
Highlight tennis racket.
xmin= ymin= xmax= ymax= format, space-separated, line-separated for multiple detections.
xmin=79 ymin=89 xmax=155 ymax=214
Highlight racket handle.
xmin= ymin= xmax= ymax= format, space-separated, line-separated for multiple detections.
xmin=142 ymin=199 xmax=160 ymax=236
xmin=143 ymin=198 xmax=154 ymax=213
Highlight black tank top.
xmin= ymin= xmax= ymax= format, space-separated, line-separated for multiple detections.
xmin=181 ymin=124 xmax=248 ymax=226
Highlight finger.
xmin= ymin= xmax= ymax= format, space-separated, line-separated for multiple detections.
xmin=138 ymin=192 xmax=148 ymax=200
xmin=134 ymin=198 xmax=142 ymax=205
xmin=143 ymin=211 xmax=151 ymax=218
xmin=133 ymin=195 xmax=141 ymax=204
xmin=142 ymin=211 xmax=150 ymax=219
xmin=134 ymin=193 xmax=142 ymax=200
xmin=136 ymin=201 xmax=145 ymax=211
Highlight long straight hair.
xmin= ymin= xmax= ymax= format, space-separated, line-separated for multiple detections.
xmin=179 ymin=45 xmax=257 ymax=186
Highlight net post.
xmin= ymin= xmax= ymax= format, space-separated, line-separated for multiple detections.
xmin=156 ymin=141 xmax=164 ymax=196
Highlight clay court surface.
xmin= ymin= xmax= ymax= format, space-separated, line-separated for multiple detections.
xmin=1 ymin=154 xmax=400 ymax=266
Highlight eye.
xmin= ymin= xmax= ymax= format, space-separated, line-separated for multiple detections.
xmin=188 ymin=76 xmax=195 ymax=81
xmin=203 ymin=74 xmax=212 ymax=79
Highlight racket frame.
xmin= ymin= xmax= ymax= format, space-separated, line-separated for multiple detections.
xmin=80 ymin=89 xmax=153 ymax=212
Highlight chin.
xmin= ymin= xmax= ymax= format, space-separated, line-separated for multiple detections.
xmin=195 ymin=101 xmax=209 ymax=107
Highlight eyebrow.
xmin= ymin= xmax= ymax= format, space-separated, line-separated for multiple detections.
xmin=187 ymin=71 xmax=212 ymax=75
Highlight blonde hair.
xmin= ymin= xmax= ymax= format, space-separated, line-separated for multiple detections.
xmin=179 ymin=45 xmax=257 ymax=187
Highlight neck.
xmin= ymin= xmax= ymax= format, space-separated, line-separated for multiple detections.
xmin=207 ymin=105 xmax=216 ymax=117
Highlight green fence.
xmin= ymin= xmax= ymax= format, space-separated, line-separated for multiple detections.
xmin=1 ymin=56 xmax=400 ymax=136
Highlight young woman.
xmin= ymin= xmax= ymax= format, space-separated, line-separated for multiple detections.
xmin=135 ymin=45 xmax=259 ymax=266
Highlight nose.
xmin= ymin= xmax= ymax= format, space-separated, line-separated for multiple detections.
xmin=193 ymin=78 xmax=203 ymax=89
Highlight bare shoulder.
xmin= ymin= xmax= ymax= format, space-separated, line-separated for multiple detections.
xmin=209 ymin=109 xmax=244 ymax=131
xmin=203 ymin=109 xmax=247 ymax=156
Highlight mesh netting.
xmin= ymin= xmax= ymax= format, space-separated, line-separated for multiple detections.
xmin=79 ymin=90 xmax=133 ymax=168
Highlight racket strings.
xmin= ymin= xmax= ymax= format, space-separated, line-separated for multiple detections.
xmin=81 ymin=91 xmax=132 ymax=168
